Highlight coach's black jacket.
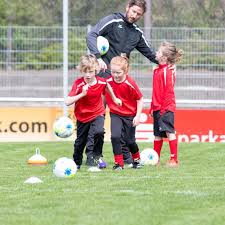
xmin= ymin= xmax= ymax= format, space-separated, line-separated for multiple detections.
xmin=86 ymin=12 xmax=158 ymax=66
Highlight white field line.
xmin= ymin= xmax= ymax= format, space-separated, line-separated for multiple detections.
xmin=165 ymin=190 xmax=208 ymax=196
xmin=58 ymin=188 xmax=217 ymax=197
xmin=77 ymin=174 xmax=225 ymax=180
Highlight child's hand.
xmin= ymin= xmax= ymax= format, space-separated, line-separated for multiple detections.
xmin=97 ymin=58 xmax=107 ymax=71
xmin=82 ymin=84 xmax=89 ymax=96
xmin=133 ymin=116 xmax=140 ymax=127
xmin=114 ymin=98 xmax=122 ymax=106
xmin=168 ymin=64 xmax=176 ymax=73
xmin=149 ymin=109 xmax=153 ymax=117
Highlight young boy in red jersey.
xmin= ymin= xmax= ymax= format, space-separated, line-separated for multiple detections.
xmin=150 ymin=41 xmax=183 ymax=167
xmin=66 ymin=54 xmax=121 ymax=169
xmin=105 ymin=56 xmax=143 ymax=170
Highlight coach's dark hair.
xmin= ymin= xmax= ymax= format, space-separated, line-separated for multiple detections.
xmin=127 ymin=0 xmax=147 ymax=13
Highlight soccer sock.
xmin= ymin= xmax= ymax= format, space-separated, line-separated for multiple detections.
xmin=154 ymin=139 xmax=163 ymax=158
xmin=114 ymin=154 xmax=124 ymax=168
xmin=131 ymin=151 xmax=140 ymax=160
xmin=169 ymin=139 xmax=178 ymax=161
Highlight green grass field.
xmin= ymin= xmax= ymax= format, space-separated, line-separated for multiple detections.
xmin=0 ymin=142 xmax=225 ymax=225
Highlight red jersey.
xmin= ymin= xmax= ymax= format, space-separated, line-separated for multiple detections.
xmin=68 ymin=77 xmax=106 ymax=123
xmin=105 ymin=75 xmax=142 ymax=117
xmin=151 ymin=64 xmax=176 ymax=115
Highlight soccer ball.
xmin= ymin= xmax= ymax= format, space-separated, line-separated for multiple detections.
xmin=97 ymin=36 xmax=109 ymax=55
xmin=140 ymin=148 xmax=159 ymax=166
xmin=53 ymin=116 xmax=74 ymax=138
xmin=53 ymin=157 xmax=77 ymax=178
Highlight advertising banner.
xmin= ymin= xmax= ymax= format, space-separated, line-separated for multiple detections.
xmin=137 ymin=109 xmax=225 ymax=143
xmin=0 ymin=108 xmax=224 ymax=142
xmin=0 ymin=108 xmax=61 ymax=142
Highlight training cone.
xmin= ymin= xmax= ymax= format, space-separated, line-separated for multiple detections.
xmin=27 ymin=148 xmax=48 ymax=165
xmin=24 ymin=176 xmax=43 ymax=184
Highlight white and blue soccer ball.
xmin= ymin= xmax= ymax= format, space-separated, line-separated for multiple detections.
xmin=140 ymin=148 xmax=159 ymax=166
xmin=97 ymin=36 xmax=109 ymax=55
xmin=53 ymin=157 xmax=77 ymax=178
xmin=53 ymin=116 xmax=74 ymax=138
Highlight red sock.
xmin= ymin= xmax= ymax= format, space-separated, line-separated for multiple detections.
xmin=131 ymin=151 xmax=140 ymax=160
xmin=114 ymin=154 xmax=124 ymax=168
xmin=169 ymin=139 xmax=178 ymax=161
xmin=154 ymin=140 xmax=163 ymax=158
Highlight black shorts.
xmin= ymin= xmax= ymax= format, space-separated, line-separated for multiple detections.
xmin=153 ymin=110 xmax=175 ymax=138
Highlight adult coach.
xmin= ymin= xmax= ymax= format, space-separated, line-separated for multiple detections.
xmin=86 ymin=0 xmax=158 ymax=164
xmin=86 ymin=0 xmax=158 ymax=75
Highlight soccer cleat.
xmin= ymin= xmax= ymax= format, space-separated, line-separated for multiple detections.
xmin=124 ymin=158 xmax=133 ymax=165
xmin=112 ymin=164 xmax=123 ymax=171
xmin=76 ymin=165 xmax=81 ymax=170
xmin=86 ymin=157 xmax=96 ymax=167
xmin=123 ymin=153 xmax=133 ymax=165
xmin=132 ymin=159 xmax=142 ymax=169
xmin=97 ymin=158 xmax=107 ymax=169
xmin=166 ymin=159 xmax=179 ymax=167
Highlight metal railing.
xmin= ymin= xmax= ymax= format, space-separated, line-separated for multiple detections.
xmin=0 ymin=26 xmax=225 ymax=108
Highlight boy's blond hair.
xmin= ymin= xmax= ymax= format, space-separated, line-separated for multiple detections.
xmin=77 ymin=54 xmax=99 ymax=73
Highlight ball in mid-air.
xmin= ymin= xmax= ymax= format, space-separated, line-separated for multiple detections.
xmin=53 ymin=116 xmax=74 ymax=138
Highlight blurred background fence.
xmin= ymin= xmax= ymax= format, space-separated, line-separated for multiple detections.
xmin=0 ymin=26 xmax=225 ymax=109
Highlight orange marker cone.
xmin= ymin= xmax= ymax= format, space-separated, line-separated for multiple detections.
xmin=27 ymin=148 xmax=48 ymax=165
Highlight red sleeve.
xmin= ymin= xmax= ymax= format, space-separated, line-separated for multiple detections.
xmin=160 ymin=68 xmax=175 ymax=115
xmin=133 ymin=82 xmax=143 ymax=100
xmin=149 ymin=101 xmax=153 ymax=114
xmin=68 ymin=81 xmax=78 ymax=96
xmin=127 ymin=76 xmax=143 ymax=100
